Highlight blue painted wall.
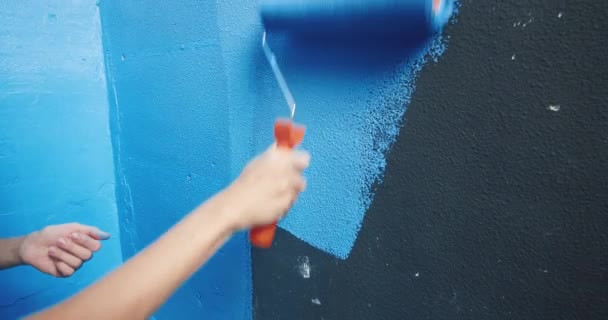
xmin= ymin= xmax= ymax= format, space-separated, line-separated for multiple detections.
xmin=0 ymin=0 xmax=455 ymax=318
xmin=218 ymin=0 xmax=453 ymax=260
xmin=99 ymin=0 xmax=453 ymax=318
xmin=0 ymin=1 xmax=122 ymax=319
xmin=98 ymin=1 xmax=252 ymax=319
xmin=257 ymin=33 xmax=452 ymax=259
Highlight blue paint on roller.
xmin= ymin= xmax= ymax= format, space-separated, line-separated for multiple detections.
xmin=260 ymin=0 xmax=454 ymax=39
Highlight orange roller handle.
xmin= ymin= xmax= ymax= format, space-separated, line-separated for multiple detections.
xmin=249 ymin=119 xmax=306 ymax=248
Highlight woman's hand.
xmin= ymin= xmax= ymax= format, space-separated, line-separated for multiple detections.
xmin=223 ymin=144 xmax=310 ymax=231
xmin=19 ymin=223 xmax=110 ymax=277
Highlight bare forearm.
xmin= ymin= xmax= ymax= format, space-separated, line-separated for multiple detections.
xmin=27 ymin=191 xmax=239 ymax=320
xmin=0 ymin=237 xmax=25 ymax=270
xmin=23 ymin=144 xmax=310 ymax=319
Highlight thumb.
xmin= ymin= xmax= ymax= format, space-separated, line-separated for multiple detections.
xmin=291 ymin=150 xmax=310 ymax=171
xmin=78 ymin=225 xmax=111 ymax=240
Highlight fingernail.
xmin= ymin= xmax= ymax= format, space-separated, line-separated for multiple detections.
xmin=96 ymin=230 xmax=110 ymax=240
xmin=57 ymin=238 xmax=66 ymax=246
xmin=71 ymin=233 xmax=81 ymax=240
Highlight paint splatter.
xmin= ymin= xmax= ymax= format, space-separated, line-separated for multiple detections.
xmin=548 ymin=104 xmax=561 ymax=112
xmin=298 ymin=256 xmax=311 ymax=279
xmin=311 ymin=298 xmax=321 ymax=305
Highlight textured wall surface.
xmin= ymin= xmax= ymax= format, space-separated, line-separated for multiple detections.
xmin=98 ymin=1 xmax=251 ymax=319
xmin=0 ymin=1 xmax=122 ymax=319
xmin=254 ymin=10 xmax=454 ymax=260
xmin=99 ymin=0 xmax=455 ymax=317
xmin=253 ymin=0 xmax=608 ymax=319
xmin=252 ymin=1 xmax=456 ymax=261
xmin=4 ymin=0 xmax=604 ymax=319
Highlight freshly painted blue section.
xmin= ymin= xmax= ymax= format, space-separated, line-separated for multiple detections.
xmin=253 ymin=32 xmax=453 ymax=259
xmin=250 ymin=8 xmax=456 ymax=259
xmin=215 ymin=0 xmax=456 ymax=259
xmin=0 ymin=1 xmax=122 ymax=319
xmin=98 ymin=1 xmax=252 ymax=319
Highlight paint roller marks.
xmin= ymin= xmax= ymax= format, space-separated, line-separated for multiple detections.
xmin=224 ymin=0 xmax=458 ymax=259
xmin=263 ymin=7 xmax=459 ymax=260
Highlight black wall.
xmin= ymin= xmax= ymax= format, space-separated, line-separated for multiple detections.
xmin=253 ymin=1 xmax=608 ymax=319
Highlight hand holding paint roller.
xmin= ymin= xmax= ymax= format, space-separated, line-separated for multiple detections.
xmin=250 ymin=32 xmax=306 ymax=248
xmin=249 ymin=119 xmax=306 ymax=248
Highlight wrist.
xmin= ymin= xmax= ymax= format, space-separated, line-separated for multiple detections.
xmin=2 ymin=236 xmax=27 ymax=268
xmin=196 ymin=186 xmax=247 ymax=234
xmin=15 ymin=234 xmax=30 ymax=266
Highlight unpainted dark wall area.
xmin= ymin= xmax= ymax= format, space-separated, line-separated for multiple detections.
xmin=253 ymin=1 xmax=608 ymax=319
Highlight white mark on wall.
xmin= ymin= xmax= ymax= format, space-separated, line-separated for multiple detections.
xmin=311 ymin=298 xmax=321 ymax=305
xmin=512 ymin=54 xmax=516 ymax=61
xmin=558 ymin=12 xmax=563 ymax=18
xmin=513 ymin=17 xmax=533 ymax=28
xmin=415 ymin=272 xmax=420 ymax=277
xmin=298 ymin=256 xmax=311 ymax=279
xmin=548 ymin=104 xmax=561 ymax=112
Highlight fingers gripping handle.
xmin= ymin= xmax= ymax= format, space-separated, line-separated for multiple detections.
xmin=249 ymin=119 xmax=306 ymax=248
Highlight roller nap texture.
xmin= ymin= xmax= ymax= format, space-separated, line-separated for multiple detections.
xmin=260 ymin=0 xmax=454 ymax=39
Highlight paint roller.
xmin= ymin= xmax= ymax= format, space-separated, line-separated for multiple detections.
xmin=259 ymin=0 xmax=454 ymax=40
xmin=250 ymin=0 xmax=453 ymax=248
